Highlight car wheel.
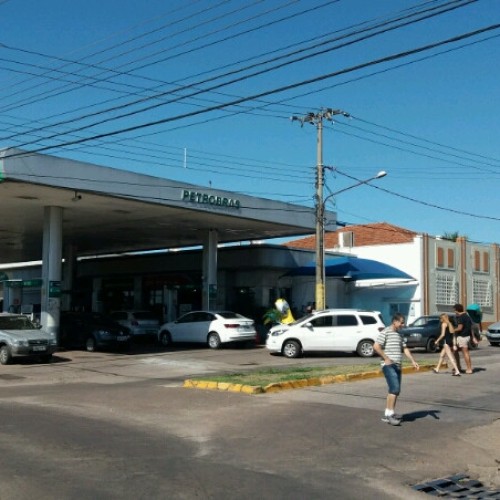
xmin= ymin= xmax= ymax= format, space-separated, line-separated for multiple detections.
xmin=0 ymin=345 xmax=12 ymax=365
xmin=159 ymin=331 xmax=172 ymax=348
xmin=85 ymin=337 xmax=97 ymax=352
xmin=282 ymin=340 xmax=301 ymax=358
xmin=207 ymin=332 xmax=221 ymax=349
xmin=356 ymin=340 xmax=374 ymax=357
xmin=426 ymin=337 xmax=438 ymax=353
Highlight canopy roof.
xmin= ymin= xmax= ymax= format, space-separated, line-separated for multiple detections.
xmin=0 ymin=149 xmax=332 ymax=263
xmin=286 ymin=256 xmax=415 ymax=281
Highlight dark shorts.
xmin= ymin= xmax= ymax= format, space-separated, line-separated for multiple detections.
xmin=382 ymin=363 xmax=402 ymax=395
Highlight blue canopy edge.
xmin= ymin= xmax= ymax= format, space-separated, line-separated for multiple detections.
xmin=285 ymin=256 xmax=415 ymax=281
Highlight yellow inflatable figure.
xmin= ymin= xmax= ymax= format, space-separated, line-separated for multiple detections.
xmin=275 ymin=298 xmax=295 ymax=324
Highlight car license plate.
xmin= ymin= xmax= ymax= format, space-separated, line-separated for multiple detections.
xmin=32 ymin=346 xmax=46 ymax=352
xmin=116 ymin=336 xmax=128 ymax=341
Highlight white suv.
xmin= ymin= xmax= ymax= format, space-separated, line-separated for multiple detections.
xmin=266 ymin=309 xmax=385 ymax=358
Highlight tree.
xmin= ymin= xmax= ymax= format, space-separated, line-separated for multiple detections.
xmin=442 ymin=231 xmax=459 ymax=241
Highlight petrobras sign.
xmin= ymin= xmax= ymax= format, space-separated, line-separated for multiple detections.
xmin=181 ymin=189 xmax=241 ymax=209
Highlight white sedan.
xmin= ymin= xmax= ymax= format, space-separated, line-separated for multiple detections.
xmin=158 ymin=311 xmax=257 ymax=349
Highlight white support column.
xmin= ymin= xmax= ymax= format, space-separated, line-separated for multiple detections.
xmin=41 ymin=206 xmax=63 ymax=339
xmin=61 ymin=243 xmax=76 ymax=311
xmin=202 ymin=229 xmax=218 ymax=310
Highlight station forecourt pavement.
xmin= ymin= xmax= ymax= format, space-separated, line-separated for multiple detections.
xmin=0 ymin=341 xmax=499 ymax=497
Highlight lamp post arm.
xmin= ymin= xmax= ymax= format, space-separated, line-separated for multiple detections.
xmin=323 ymin=171 xmax=387 ymax=208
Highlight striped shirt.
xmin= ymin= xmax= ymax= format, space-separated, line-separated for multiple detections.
xmin=376 ymin=326 xmax=406 ymax=366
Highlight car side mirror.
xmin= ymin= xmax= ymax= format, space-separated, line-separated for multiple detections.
xmin=303 ymin=322 xmax=313 ymax=328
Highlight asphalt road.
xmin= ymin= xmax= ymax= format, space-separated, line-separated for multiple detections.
xmin=0 ymin=342 xmax=499 ymax=499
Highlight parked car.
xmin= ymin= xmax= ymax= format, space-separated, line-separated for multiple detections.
xmin=109 ymin=310 xmax=160 ymax=338
xmin=158 ymin=311 xmax=257 ymax=349
xmin=486 ymin=321 xmax=500 ymax=346
xmin=0 ymin=313 xmax=58 ymax=364
xmin=266 ymin=309 xmax=385 ymax=359
xmin=60 ymin=312 xmax=132 ymax=352
xmin=400 ymin=315 xmax=442 ymax=352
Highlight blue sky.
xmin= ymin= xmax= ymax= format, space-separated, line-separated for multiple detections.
xmin=1 ymin=0 xmax=499 ymax=244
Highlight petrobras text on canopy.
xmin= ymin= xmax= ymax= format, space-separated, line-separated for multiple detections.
xmin=181 ymin=189 xmax=241 ymax=209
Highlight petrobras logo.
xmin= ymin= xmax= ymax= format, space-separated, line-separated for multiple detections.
xmin=181 ymin=190 xmax=241 ymax=209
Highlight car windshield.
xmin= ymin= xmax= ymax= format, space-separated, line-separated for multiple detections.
xmin=410 ymin=317 xmax=437 ymax=327
xmin=288 ymin=313 xmax=315 ymax=326
xmin=85 ymin=313 xmax=117 ymax=325
xmin=0 ymin=316 xmax=37 ymax=330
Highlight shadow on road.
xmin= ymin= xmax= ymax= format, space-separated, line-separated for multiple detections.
xmin=402 ymin=410 xmax=441 ymax=422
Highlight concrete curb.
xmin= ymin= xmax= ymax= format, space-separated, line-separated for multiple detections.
xmin=183 ymin=363 xmax=441 ymax=395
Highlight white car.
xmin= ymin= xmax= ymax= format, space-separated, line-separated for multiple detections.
xmin=158 ymin=311 xmax=256 ymax=349
xmin=486 ymin=321 xmax=500 ymax=346
xmin=266 ymin=309 xmax=385 ymax=358
xmin=110 ymin=310 xmax=160 ymax=337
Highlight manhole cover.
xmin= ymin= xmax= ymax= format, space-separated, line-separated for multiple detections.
xmin=0 ymin=374 xmax=25 ymax=380
xmin=413 ymin=473 xmax=500 ymax=498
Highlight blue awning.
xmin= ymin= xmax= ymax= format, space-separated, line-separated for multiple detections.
xmin=285 ymin=256 xmax=415 ymax=281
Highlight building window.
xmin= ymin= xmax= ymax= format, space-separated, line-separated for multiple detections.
xmin=473 ymin=250 xmax=480 ymax=272
xmin=473 ymin=250 xmax=490 ymax=273
xmin=437 ymin=247 xmax=454 ymax=269
xmin=482 ymin=252 xmax=489 ymax=273
xmin=437 ymin=247 xmax=444 ymax=268
xmin=472 ymin=279 xmax=492 ymax=307
xmin=436 ymin=273 xmax=458 ymax=305
xmin=447 ymin=249 xmax=454 ymax=268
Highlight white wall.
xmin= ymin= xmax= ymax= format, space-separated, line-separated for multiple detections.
xmin=328 ymin=238 xmax=424 ymax=323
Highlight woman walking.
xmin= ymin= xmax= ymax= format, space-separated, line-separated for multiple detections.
xmin=433 ymin=313 xmax=461 ymax=376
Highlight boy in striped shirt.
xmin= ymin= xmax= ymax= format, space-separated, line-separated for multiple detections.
xmin=373 ymin=313 xmax=420 ymax=426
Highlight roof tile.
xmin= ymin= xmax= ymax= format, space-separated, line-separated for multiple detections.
xmin=284 ymin=222 xmax=417 ymax=249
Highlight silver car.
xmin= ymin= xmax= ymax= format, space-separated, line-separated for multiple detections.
xmin=0 ymin=313 xmax=58 ymax=364
xmin=486 ymin=321 xmax=500 ymax=346
xmin=110 ymin=310 xmax=160 ymax=338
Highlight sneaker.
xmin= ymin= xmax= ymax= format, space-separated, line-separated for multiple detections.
xmin=386 ymin=415 xmax=402 ymax=426
xmin=382 ymin=413 xmax=402 ymax=422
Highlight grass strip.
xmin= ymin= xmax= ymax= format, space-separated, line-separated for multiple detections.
xmin=189 ymin=360 xmax=434 ymax=387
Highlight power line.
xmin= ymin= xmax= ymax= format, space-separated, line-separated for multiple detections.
xmin=0 ymin=0 xmax=320 ymax=117
xmin=333 ymin=168 xmax=500 ymax=222
xmin=1 ymin=0 xmax=471 ymax=145
xmin=5 ymin=22 xmax=498 ymax=159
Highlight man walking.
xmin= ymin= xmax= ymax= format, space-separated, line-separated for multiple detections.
xmin=453 ymin=303 xmax=475 ymax=374
xmin=373 ymin=313 xmax=420 ymax=426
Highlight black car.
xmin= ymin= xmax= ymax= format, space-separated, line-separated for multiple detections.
xmin=60 ymin=312 xmax=132 ymax=352
xmin=400 ymin=315 xmax=449 ymax=353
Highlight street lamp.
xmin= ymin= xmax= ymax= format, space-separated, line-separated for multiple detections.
xmin=316 ymin=170 xmax=387 ymax=310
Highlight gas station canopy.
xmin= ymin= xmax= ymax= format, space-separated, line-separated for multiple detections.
xmin=0 ymin=149 xmax=333 ymax=264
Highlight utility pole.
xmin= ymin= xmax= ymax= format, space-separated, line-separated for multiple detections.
xmin=291 ymin=108 xmax=349 ymax=311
